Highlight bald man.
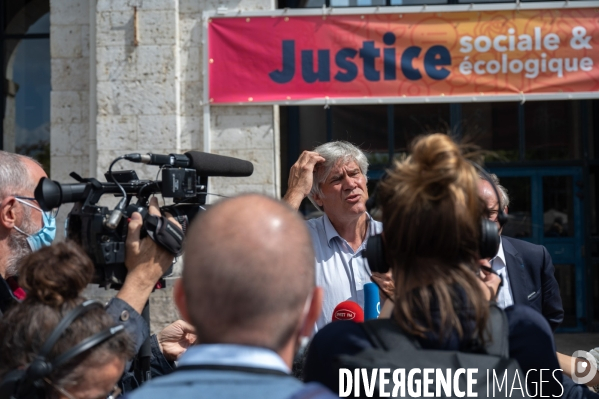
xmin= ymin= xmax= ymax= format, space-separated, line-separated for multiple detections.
xmin=478 ymin=175 xmax=563 ymax=331
xmin=127 ymin=194 xmax=335 ymax=399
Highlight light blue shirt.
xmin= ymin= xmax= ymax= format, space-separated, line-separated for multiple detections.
xmin=126 ymin=343 xmax=326 ymax=399
xmin=178 ymin=344 xmax=290 ymax=374
xmin=492 ymin=238 xmax=514 ymax=309
xmin=306 ymin=213 xmax=383 ymax=331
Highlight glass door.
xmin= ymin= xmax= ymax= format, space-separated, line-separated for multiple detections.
xmin=490 ymin=167 xmax=585 ymax=332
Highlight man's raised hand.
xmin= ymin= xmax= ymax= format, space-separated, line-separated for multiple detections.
xmin=283 ymin=151 xmax=325 ymax=210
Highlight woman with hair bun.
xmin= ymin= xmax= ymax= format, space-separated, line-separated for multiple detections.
xmin=0 ymin=242 xmax=134 ymax=399
xmin=304 ymin=134 xmax=573 ymax=397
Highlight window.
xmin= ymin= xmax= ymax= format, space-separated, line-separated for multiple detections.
xmin=2 ymin=1 xmax=50 ymax=172
xmin=525 ymin=101 xmax=580 ymax=161
xmin=463 ymin=102 xmax=519 ymax=161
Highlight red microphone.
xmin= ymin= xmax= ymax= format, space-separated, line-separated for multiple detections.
xmin=332 ymin=300 xmax=364 ymax=322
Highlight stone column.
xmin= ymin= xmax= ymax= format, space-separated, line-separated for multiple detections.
xmin=96 ymin=0 xmax=181 ymax=181
xmin=50 ymin=0 xmax=90 ymax=181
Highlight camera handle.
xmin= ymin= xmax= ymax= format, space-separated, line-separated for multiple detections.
xmin=143 ymin=215 xmax=184 ymax=256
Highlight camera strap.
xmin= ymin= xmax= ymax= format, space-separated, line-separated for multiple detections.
xmin=144 ymin=215 xmax=184 ymax=256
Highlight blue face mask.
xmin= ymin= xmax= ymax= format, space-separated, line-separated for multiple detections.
xmin=13 ymin=197 xmax=57 ymax=252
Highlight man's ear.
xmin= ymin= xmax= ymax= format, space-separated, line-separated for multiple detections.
xmin=504 ymin=206 xmax=508 ymax=215
xmin=300 ymin=287 xmax=323 ymax=337
xmin=0 ymin=197 xmax=18 ymax=230
xmin=174 ymin=278 xmax=191 ymax=323
xmin=312 ymin=193 xmax=324 ymax=208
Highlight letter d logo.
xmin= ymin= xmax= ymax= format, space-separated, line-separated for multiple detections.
xmin=571 ymin=350 xmax=598 ymax=384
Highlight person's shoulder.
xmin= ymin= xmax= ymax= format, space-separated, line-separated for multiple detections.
xmin=502 ymin=235 xmax=536 ymax=248
xmin=305 ymin=216 xmax=328 ymax=249
xmin=502 ymin=236 xmax=545 ymax=256
xmin=123 ymin=372 xmax=186 ymax=399
xmin=288 ymin=382 xmax=339 ymax=399
xmin=124 ymin=369 xmax=307 ymax=399
xmin=305 ymin=215 xmax=325 ymax=229
xmin=504 ymin=304 xmax=553 ymax=339
xmin=305 ymin=321 xmax=372 ymax=390
xmin=310 ymin=320 xmax=371 ymax=354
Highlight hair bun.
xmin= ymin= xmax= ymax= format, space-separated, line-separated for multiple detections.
xmin=18 ymin=241 xmax=94 ymax=307
xmin=411 ymin=133 xmax=461 ymax=176
xmin=401 ymin=134 xmax=467 ymax=200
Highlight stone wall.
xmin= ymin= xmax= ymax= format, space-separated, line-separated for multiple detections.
xmin=51 ymin=0 xmax=278 ymax=332
xmin=96 ymin=0 xmax=181 ymax=179
xmin=50 ymin=0 xmax=90 ymax=181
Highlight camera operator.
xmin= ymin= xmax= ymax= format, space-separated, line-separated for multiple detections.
xmin=0 ymin=151 xmax=192 ymax=385
xmin=0 ymin=242 xmax=135 ymax=399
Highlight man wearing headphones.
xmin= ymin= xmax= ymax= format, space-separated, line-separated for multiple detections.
xmin=478 ymin=173 xmax=564 ymax=331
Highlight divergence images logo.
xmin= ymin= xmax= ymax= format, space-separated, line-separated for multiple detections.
xmin=571 ymin=350 xmax=598 ymax=384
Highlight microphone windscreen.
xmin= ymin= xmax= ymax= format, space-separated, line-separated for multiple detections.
xmin=364 ymin=282 xmax=380 ymax=320
xmin=184 ymin=151 xmax=254 ymax=177
xmin=332 ymin=301 xmax=364 ymax=322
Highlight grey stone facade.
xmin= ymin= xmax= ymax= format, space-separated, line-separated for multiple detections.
xmin=51 ymin=0 xmax=278 ymax=333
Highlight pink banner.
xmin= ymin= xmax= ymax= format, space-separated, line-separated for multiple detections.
xmin=208 ymin=8 xmax=599 ymax=103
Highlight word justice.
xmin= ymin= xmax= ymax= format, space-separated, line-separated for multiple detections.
xmin=269 ymin=32 xmax=451 ymax=84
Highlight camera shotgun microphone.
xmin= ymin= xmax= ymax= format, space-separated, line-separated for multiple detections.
xmin=332 ymin=300 xmax=364 ymax=322
xmin=124 ymin=153 xmax=190 ymax=167
xmin=124 ymin=151 xmax=254 ymax=177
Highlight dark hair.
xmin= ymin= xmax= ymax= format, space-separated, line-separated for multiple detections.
xmin=379 ymin=134 xmax=489 ymax=344
xmin=0 ymin=242 xmax=134 ymax=394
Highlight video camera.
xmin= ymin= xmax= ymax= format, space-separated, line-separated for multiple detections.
xmin=33 ymin=151 xmax=253 ymax=289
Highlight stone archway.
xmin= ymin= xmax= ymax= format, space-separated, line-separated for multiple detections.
xmin=2 ymin=0 xmax=50 ymax=162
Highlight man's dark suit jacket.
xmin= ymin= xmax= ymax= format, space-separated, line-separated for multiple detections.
xmin=502 ymin=236 xmax=564 ymax=330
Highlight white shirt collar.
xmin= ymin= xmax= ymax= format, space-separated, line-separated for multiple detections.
xmin=177 ymin=344 xmax=290 ymax=374
xmin=323 ymin=212 xmax=375 ymax=249
xmin=494 ymin=237 xmax=506 ymax=266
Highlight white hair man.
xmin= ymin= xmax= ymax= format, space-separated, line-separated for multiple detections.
xmin=0 ymin=152 xmax=53 ymax=303
xmin=284 ymin=141 xmax=390 ymax=330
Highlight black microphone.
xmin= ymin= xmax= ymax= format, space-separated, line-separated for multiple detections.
xmin=125 ymin=151 xmax=254 ymax=177
xmin=184 ymin=151 xmax=253 ymax=177
xmin=125 ymin=153 xmax=189 ymax=167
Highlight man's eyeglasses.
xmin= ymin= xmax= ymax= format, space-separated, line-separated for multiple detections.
xmin=13 ymin=196 xmax=59 ymax=218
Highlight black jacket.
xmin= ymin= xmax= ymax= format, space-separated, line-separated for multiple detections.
xmin=502 ymin=236 xmax=564 ymax=331
xmin=0 ymin=276 xmax=19 ymax=318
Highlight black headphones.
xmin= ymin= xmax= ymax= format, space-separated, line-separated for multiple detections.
xmin=364 ymin=163 xmax=506 ymax=274
xmin=0 ymin=300 xmax=125 ymax=399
